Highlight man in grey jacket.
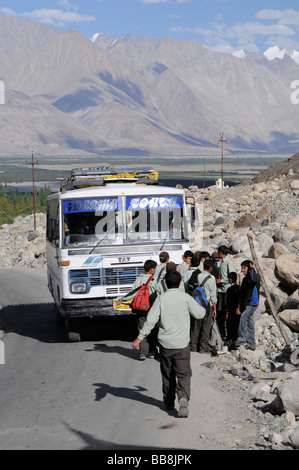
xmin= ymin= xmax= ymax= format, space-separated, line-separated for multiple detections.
xmin=132 ymin=270 xmax=205 ymax=418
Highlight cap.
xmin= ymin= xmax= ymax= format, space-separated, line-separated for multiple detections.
xmin=212 ymin=251 xmax=220 ymax=260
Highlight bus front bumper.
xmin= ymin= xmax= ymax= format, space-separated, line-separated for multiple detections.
xmin=60 ymin=298 xmax=133 ymax=318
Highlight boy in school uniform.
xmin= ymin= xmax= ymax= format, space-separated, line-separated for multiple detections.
xmin=117 ymin=259 xmax=157 ymax=361
xmin=190 ymin=259 xmax=217 ymax=353
xmin=226 ymin=272 xmax=241 ymax=350
xmin=132 ymin=270 xmax=206 ymax=418
xmin=154 ymin=252 xmax=169 ymax=283
xmin=177 ymin=250 xmax=193 ymax=277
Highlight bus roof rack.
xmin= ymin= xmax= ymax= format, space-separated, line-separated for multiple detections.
xmin=60 ymin=167 xmax=159 ymax=191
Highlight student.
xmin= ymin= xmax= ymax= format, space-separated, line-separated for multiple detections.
xmin=190 ymin=259 xmax=217 ymax=353
xmin=154 ymin=252 xmax=169 ymax=283
xmin=132 ymin=270 xmax=206 ymax=418
xmin=226 ymin=272 xmax=241 ymax=350
xmin=198 ymin=251 xmax=211 ymax=272
xmin=235 ymin=260 xmax=260 ymax=351
xmin=182 ymin=254 xmax=200 ymax=290
xmin=216 ymin=245 xmax=236 ymax=340
xmin=117 ymin=259 xmax=157 ymax=361
xmin=155 ymin=262 xmax=184 ymax=295
xmin=177 ymin=250 xmax=193 ymax=277
xmin=211 ymin=251 xmax=220 ymax=280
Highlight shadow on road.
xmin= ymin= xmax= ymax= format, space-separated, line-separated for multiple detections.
xmin=93 ymin=382 xmax=165 ymax=410
xmin=85 ymin=343 xmax=138 ymax=359
xmin=0 ymin=303 xmax=138 ymax=344
xmin=62 ymin=422 xmax=189 ymax=450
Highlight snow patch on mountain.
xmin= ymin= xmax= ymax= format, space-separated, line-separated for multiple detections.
xmin=91 ymin=32 xmax=120 ymax=50
xmin=233 ymin=49 xmax=247 ymax=59
xmin=264 ymin=46 xmax=299 ymax=65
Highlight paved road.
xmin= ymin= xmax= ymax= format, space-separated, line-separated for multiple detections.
xmin=0 ymin=268 xmax=261 ymax=451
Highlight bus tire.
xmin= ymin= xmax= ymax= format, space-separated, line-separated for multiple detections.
xmin=66 ymin=318 xmax=81 ymax=342
xmin=68 ymin=331 xmax=81 ymax=342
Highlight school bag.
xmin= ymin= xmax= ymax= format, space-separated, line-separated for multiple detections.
xmin=131 ymin=275 xmax=155 ymax=313
xmin=186 ymin=268 xmax=201 ymax=293
xmin=189 ymin=274 xmax=211 ymax=315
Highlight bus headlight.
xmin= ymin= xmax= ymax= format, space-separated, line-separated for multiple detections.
xmin=70 ymin=282 xmax=87 ymax=294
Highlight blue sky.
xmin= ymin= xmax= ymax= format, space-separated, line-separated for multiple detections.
xmin=2 ymin=0 xmax=299 ymax=53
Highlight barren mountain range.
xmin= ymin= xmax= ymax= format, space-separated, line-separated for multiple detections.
xmin=0 ymin=15 xmax=299 ymax=156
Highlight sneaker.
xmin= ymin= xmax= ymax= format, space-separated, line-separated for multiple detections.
xmin=148 ymin=352 xmax=155 ymax=358
xmin=235 ymin=337 xmax=246 ymax=347
xmin=139 ymin=353 xmax=146 ymax=361
xmin=217 ymin=346 xmax=228 ymax=355
xmin=178 ymin=396 xmax=189 ymax=418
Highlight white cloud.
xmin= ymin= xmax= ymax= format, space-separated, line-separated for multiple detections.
xmin=58 ymin=0 xmax=78 ymax=11
xmin=255 ymin=9 xmax=297 ymax=21
xmin=0 ymin=8 xmax=16 ymax=16
xmin=21 ymin=9 xmax=95 ymax=26
xmin=172 ymin=16 xmax=296 ymax=53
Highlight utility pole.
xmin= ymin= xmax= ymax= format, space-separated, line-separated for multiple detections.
xmin=218 ymin=133 xmax=228 ymax=188
xmin=25 ymin=151 xmax=39 ymax=231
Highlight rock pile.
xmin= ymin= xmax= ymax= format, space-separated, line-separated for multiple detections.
xmin=186 ymin=157 xmax=299 ymax=449
xmin=0 ymin=213 xmax=47 ymax=268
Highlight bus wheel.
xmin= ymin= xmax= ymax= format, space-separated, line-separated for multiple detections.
xmin=66 ymin=318 xmax=81 ymax=342
xmin=68 ymin=331 xmax=81 ymax=342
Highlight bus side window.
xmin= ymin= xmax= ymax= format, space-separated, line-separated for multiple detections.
xmin=47 ymin=200 xmax=60 ymax=247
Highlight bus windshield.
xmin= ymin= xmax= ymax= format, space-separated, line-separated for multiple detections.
xmin=63 ymin=198 xmax=123 ymax=247
xmin=62 ymin=195 xmax=186 ymax=248
xmin=125 ymin=196 xmax=186 ymax=245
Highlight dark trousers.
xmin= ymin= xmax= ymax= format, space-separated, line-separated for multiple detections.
xmin=226 ymin=309 xmax=240 ymax=342
xmin=137 ymin=315 xmax=158 ymax=356
xmin=217 ymin=292 xmax=227 ymax=339
xmin=190 ymin=307 xmax=213 ymax=352
xmin=159 ymin=344 xmax=191 ymax=406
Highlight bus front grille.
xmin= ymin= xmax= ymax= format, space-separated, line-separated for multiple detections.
xmin=69 ymin=266 xmax=144 ymax=287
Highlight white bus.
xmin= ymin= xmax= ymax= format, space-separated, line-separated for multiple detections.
xmin=46 ymin=167 xmax=196 ymax=341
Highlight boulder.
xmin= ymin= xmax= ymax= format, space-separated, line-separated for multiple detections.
xmin=279 ymin=310 xmax=299 ymax=333
xmin=256 ymin=233 xmax=274 ymax=256
xmin=276 ymin=379 xmax=299 ymax=416
xmin=290 ymin=426 xmax=299 ymax=449
xmin=282 ymin=289 xmax=299 ymax=310
xmin=290 ymin=180 xmax=299 ymax=190
xmin=268 ymin=242 xmax=290 ymax=259
xmin=256 ymin=206 xmax=271 ymax=219
xmin=286 ymin=217 xmax=299 ymax=231
xmin=275 ymin=254 xmax=299 ymax=289
xmin=205 ymin=190 xmax=216 ymax=200
xmin=234 ymin=213 xmax=258 ymax=228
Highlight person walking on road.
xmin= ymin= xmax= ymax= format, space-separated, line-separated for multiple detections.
xmin=132 ymin=270 xmax=206 ymax=418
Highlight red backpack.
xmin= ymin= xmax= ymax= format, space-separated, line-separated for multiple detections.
xmin=131 ymin=276 xmax=154 ymax=312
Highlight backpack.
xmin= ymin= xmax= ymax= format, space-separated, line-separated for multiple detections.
xmin=186 ymin=268 xmax=201 ymax=293
xmin=189 ymin=275 xmax=211 ymax=315
xmin=131 ymin=276 xmax=154 ymax=313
